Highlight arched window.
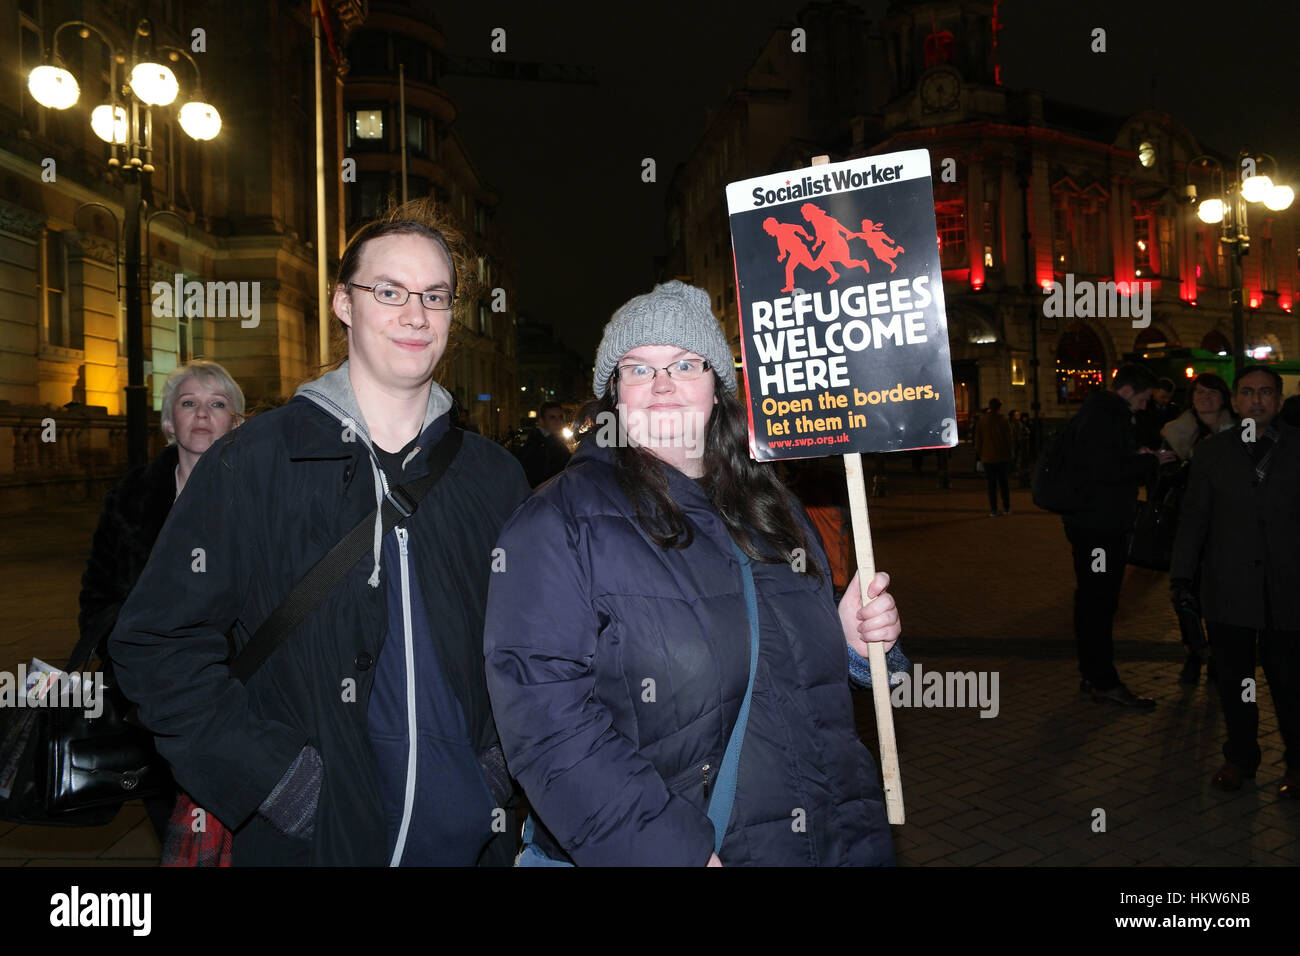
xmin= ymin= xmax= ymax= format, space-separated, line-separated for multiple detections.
xmin=1201 ymin=330 xmax=1231 ymax=356
xmin=1056 ymin=322 xmax=1105 ymax=402
xmin=1134 ymin=327 xmax=1169 ymax=352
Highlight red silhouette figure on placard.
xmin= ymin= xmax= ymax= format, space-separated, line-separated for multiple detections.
xmin=856 ymin=219 xmax=906 ymax=273
xmin=801 ymin=203 xmax=873 ymax=283
xmin=763 ymin=217 xmax=820 ymax=293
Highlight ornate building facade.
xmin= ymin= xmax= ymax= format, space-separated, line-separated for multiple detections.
xmin=0 ymin=0 xmax=517 ymax=509
xmin=664 ymin=0 xmax=1298 ymax=437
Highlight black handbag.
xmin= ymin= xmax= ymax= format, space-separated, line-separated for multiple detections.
xmin=1128 ymin=465 xmax=1187 ymax=571
xmin=0 ymin=630 xmax=173 ymax=827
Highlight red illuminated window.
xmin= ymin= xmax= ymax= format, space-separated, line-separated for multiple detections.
xmin=936 ymin=200 xmax=966 ymax=269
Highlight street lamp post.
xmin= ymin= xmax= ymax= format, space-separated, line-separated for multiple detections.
xmin=1184 ymin=152 xmax=1294 ymax=380
xmin=28 ymin=17 xmax=220 ymax=469
xmin=1017 ymin=162 xmax=1041 ymax=461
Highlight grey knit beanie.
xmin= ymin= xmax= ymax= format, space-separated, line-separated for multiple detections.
xmin=593 ymin=280 xmax=737 ymax=397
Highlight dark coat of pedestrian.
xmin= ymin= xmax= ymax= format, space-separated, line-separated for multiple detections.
xmin=1134 ymin=378 xmax=1179 ymax=449
xmin=1170 ymin=366 xmax=1300 ymax=797
xmin=974 ymin=402 xmax=1013 ymax=464
xmin=975 ymin=399 xmax=1013 ymax=515
xmin=81 ymin=360 xmax=246 ymax=840
xmin=1282 ymin=393 xmax=1300 ymax=428
xmin=79 ymin=444 xmax=179 ymax=668
xmin=1061 ymin=367 xmax=1171 ymax=709
xmin=1064 ymin=388 xmax=1159 ymax=534
xmin=1171 ymin=422 xmax=1300 ymax=631
xmin=514 ymin=426 xmax=571 ymax=487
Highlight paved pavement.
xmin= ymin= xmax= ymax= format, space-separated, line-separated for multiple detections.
xmin=1 ymin=455 xmax=1296 ymax=866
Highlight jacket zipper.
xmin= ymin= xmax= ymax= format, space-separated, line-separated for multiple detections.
xmin=388 ymin=523 xmax=418 ymax=867
xmin=702 ymin=763 xmax=712 ymax=800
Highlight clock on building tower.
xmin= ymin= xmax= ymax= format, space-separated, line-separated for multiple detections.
xmin=920 ymin=67 xmax=961 ymax=114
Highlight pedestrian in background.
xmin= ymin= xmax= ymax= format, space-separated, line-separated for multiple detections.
xmin=974 ymin=398 xmax=1013 ymax=516
xmin=788 ymin=458 xmax=856 ymax=602
xmin=1136 ymin=376 xmax=1179 ymax=449
xmin=1281 ymin=388 xmax=1300 ymax=428
xmin=513 ymin=400 xmax=571 ymax=487
xmin=1064 ymin=364 xmax=1175 ymax=709
xmin=79 ymin=360 xmax=245 ymax=840
xmin=1170 ymin=366 xmax=1300 ymax=797
xmin=1159 ymin=372 xmax=1236 ymax=684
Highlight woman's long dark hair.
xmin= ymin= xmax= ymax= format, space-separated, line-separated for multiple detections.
xmin=1191 ymin=372 xmax=1235 ymax=439
xmin=578 ymin=374 xmax=822 ymax=580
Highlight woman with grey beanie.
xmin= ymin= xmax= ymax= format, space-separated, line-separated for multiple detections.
xmin=484 ymin=280 xmax=905 ymax=866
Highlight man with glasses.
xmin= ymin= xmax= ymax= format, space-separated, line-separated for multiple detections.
xmin=1171 ymin=366 xmax=1300 ymax=798
xmin=110 ymin=201 xmax=532 ymax=864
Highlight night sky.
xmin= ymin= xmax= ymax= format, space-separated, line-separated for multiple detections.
xmin=434 ymin=1 xmax=1300 ymax=369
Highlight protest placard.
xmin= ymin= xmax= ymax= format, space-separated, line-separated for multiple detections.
xmin=725 ymin=149 xmax=957 ymax=461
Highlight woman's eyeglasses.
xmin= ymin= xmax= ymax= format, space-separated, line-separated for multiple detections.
xmin=616 ymin=359 xmax=712 ymax=385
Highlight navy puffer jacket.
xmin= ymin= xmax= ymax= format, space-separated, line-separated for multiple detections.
xmin=484 ymin=440 xmax=896 ymax=866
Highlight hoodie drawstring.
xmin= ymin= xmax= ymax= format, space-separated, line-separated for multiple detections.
xmin=367 ymin=456 xmax=384 ymax=588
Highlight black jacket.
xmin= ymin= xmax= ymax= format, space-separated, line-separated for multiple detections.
xmin=108 ymin=371 xmax=529 ymax=865
xmin=513 ymin=427 xmax=571 ymax=487
xmin=79 ymin=444 xmax=179 ymax=669
xmin=1282 ymin=394 xmax=1300 ymax=428
xmin=1063 ymin=389 xmax=1157 ymax=533
xmin=1170 ymin=421 xmax=1300 ymax=630
xmin=1135 ymin=400 xmax=1178 ymax=450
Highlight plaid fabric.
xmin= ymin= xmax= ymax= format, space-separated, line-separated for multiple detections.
xmin=160 ymin=793 xmax=232 ymax=867
xmin=1252 ymin=428 xmax=1279 ymax=484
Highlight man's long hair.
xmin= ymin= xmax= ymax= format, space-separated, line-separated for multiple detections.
xmin=579 ymin=375 xmax=822 ymax=580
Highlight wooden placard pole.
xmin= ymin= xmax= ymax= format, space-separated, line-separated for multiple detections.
xmin=809 ymin=154 xmax=904 ymax=825
xmin=844 ymin=452 xmax=904 ymax=823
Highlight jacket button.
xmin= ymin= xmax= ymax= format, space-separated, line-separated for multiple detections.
xmin=354 ymin=652 xmax=373 ymax=671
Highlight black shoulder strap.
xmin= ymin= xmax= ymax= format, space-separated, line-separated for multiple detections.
xmin=66 ymin=620 xmax=108 ymax=674
xmin=228 ymin=427 xmax=464 ymax=684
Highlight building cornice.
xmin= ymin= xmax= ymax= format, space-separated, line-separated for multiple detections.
xmin=0 ymin=198 xmax=45 ymax=240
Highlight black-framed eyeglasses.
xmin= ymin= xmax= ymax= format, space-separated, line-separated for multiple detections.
xmin=615 ymin=358 xmax=712 ymax=385
xmin=348 ymin=281 xmax=455 ymax=311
